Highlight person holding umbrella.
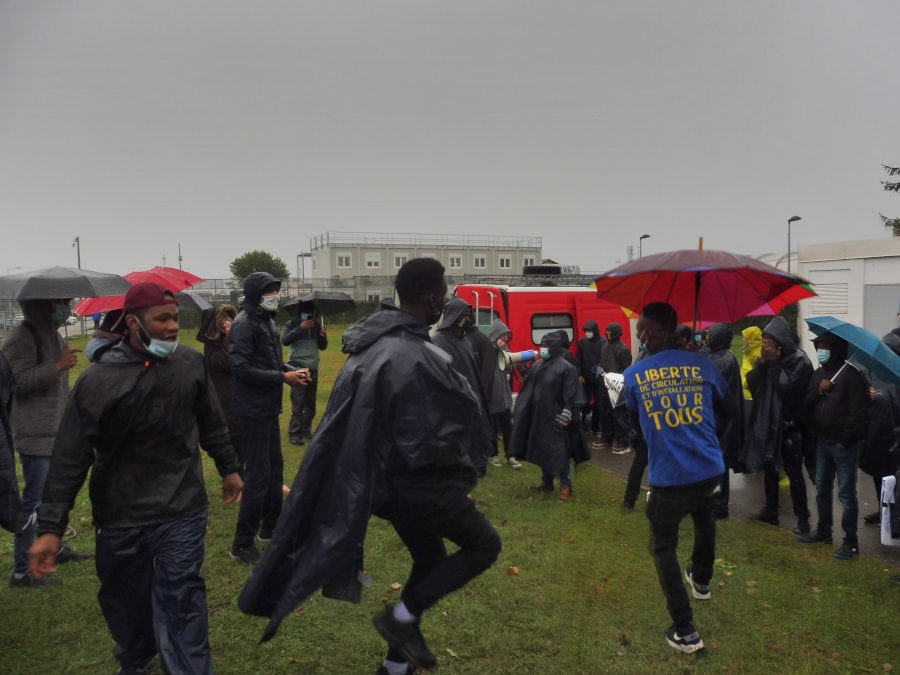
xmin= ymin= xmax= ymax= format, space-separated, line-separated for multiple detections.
xmin=796 ymin=332 xmax=870 ymax=559
xmin=622 ymin=302 xmax=729 ymax=654
xmin=1 ymin=297 xmax=92 ymax=587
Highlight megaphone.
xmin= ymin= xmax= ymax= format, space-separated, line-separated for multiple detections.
xmin=498 ymin=349 xmax=538 ymax=370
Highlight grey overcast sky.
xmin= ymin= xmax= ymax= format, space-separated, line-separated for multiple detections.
xmin=1 ymin=1 xmax=898 ymax=280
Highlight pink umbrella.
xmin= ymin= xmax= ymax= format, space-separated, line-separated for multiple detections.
xmin=73 ymin=266 xmax=204 ymax=315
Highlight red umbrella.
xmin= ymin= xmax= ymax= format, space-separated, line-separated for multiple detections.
xmin=593 ymin=248 xmax=816 ymax=326
xmin=73 ymin=266 xmax=204 ymax=315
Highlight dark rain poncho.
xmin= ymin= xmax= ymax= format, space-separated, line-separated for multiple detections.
xmin=239 ymin=299 xmax=491 ymax=641
xmin=508 ymin=334 xmax=589 ymax=474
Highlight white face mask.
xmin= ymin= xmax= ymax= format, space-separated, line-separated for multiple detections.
xmin=584 ymin=331 xmax=594 ymax=339
xmin=260 ymin=295 xmax=279 ymax=312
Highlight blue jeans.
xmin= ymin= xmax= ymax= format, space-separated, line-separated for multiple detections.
xmin=646 ymin=477 xmax=719 ymax=632
xmin=13 ymin=454 xmax=51 ymax=577
xmin=96 ymin=509 xmax=213 ymax=674
xmin=233 ymin=415 xmax=283 ymax=549
xmin=813 ymin=440 xmax=859 ymax=546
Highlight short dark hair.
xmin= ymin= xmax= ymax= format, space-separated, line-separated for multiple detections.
xmin=395 ymin=258 xmax=446 ymax=304
xmin=641 ymin=302 xmax=678 ymax=332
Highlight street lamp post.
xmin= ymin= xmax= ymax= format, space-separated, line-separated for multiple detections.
xmin=72 ymin=236 xmax=81 ymax=269
xmin=787 ymin=216 xmax=802 ymax=274
xmin=639 ymin=234 xmax=651 ymax=258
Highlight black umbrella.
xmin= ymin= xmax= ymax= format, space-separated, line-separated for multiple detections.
xmin=0 ymin=266 xmax=131 ymax=301
xmin=282 ymin=290 xmax=355 ymax=317
xmin=175 ymin=290 xmax=212 ymax=311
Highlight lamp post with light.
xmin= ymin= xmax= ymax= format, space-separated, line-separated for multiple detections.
xmin=638 ymin=234 xmax=651 ymax=258
xmin=787 ymin=216 xmax=802 ymax=274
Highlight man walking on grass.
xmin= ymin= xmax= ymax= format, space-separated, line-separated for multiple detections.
xmin=239 ymin=258 xmax=500 ymax=674
xmin=622 ymin=302 xmax=729 ymax=654
xmin=29 ymin=282 xmax=243 ymax=674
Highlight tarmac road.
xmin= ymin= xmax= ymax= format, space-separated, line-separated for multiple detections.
xmin=586 ymin=436 xmax=900 ymax=566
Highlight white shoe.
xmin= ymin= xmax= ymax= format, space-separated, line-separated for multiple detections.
xmin=489 ymin=456 xmax=502 ymax=467
xmin=507 ymin=457 xmax=522 ymax=469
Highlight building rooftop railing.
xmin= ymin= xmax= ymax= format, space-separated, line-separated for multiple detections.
xmin=309 ymin=231 xmax=542 ymax=251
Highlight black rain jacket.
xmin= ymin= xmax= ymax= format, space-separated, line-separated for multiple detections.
xmin=239 ymin=299 xmax=490 ymax=641
xmin=229 ymin=272 xmax=289 ymax=418
xmin=742 ymin=316 xmax=813 ymax=471
xmin=36 ymin=341 xmax=239 ymax=536
xmin=707 ymin=323 xmax=745 ymax=470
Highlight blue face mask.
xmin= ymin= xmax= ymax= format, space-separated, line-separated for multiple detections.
xmin=816 ymin=348 xmax=831 ymax=365
xmin=135 ymin=318 xmax=178 ymax=359
xmin=52 ymin=304 xmax=71 ymax=327
xmin=539 ymin=347 xmax=550 ymax=359
xmin=300 ymin=312 xmax=312 ymax=321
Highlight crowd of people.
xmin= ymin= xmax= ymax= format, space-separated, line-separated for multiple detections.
xmin=1 ymin=258 xmax=898 ymax=672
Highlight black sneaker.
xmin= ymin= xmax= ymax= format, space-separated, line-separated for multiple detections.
xmin=684 ymin=564 xmax=711 ymax=600
xmin=375 ymin=665 xmax=414 ymax=675
xmin=57 ymin=544 xmax=94 ymax=563
xmin=796 ymin=531 xmax=833 ymax=545
xmin=229 ymin=545 xmax=261 ymax=565
xmin=289 ymin=437 xmax=305 ymax=446
xmin=373 ymin=606 xmax=437 ymax=671
xmin=753 ymin=509 xmax=779 ymax=526
xmin=863 ymin=511 xmax=881 ymax=525
xmin=8 ymin=573 xmax=61 ymax=588
xmin=666 ymin=625 xmax=704 ymax=654
xmin=257 ymin=527 xmax=274 ymax=543
xmin=793 ymin=518 xmax=810 ymax=536
xmin=832 ymin=543 xmax=859 ymax=560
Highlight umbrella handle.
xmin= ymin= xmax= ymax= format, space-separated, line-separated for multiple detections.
xmin=829 ymin=362 xmax=848 ymax=383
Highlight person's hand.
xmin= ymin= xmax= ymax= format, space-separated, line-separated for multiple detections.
xmin=221 ymin=472 xmax=243 ymax=504
xmin=555 ymin=408 xmax=573 ymax=428
xmin=819 ymin=378 xmax=834 ymax=394
xmin=29 ymin=533 xmax=61 ymax=579
xmin=300 ymin=319 xmax=316 ymax=330
xmin=284 ymin=368 xmax=311 ymax=386
xmin=319 ymin=325 xmax=326 ymax=336
xmin=55 ymin=346 xmax=81 ymax=371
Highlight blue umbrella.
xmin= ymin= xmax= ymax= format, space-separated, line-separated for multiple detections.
xmin=805 ymin=315 xmax=900 ymax=383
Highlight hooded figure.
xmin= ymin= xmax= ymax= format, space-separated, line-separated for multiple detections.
xmin=239 ymin=297 xmax=494 ymax=642
xmin=431 ymin=298 xmax=492 ymax=473
xmin=743 ymin=315 xmax=814 ymax=532
xmin=859 ymin=328 xmax=900 ymax=523
xmin=508 ymin=332 xmax=589 ymax=496
xmin=0 ymin=353 xmax=19 ymax=532
xmin=740 ymin=326 xmax=763 ymax=402
xmin=706 ymin=323 xmax=744 ymax=470
xmin=197 ymin=304 xmax=239 ymax=455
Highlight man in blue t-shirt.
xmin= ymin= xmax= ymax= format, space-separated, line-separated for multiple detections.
xmin=623 ymin=302 xmax=728 ymax=655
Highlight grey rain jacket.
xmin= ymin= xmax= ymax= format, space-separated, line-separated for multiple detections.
xmin=229 ymin=272 xmax=290 ymax=418
xmin=239 ymin=299 xmax=491 ymax=641
xmin=0 ymin=300 xmax=69 ymax=456
xmin=485 ymin=319 xmax=514 ymax=414
xmin=36 ymin=341 xmax=239 ymax=536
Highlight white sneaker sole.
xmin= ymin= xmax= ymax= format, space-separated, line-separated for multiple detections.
xmin=684 ymin=568 xmax=711 ymax=600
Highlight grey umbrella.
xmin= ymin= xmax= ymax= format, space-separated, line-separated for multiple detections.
xmin=0 ymin=266 xmax=131 ymax=301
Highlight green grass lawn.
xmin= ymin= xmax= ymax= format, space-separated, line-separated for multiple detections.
xmin=1 ymin=327 xmax=898 ymax=674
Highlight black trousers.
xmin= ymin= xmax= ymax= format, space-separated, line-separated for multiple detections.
xmin=233 ymin=415 xmax=283 ymax=548
xmin=382 ymin=480 xmax=501 ymax=661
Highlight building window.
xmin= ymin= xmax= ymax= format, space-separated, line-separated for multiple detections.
xmin=394 ymin=253 xmax=408 ymax=268
xmin=448 ymin=256 xmax=462 ymax=269
xmin=473 ymin=255 xmax=486 ymax=269
xmin=367 ymin=292 xmax=381 ymax=302
xmin=337 ymin=255 xmax=351 ymax=269
xmin=365 ymin=252 xmax=381 ymax=269
xmin=523 ymin=256 xmax=535 ymax=267
xmin=531 ymin=313 xmax=574 ymax=346
xmin=499 ymin=256 xmax=511 ymax=269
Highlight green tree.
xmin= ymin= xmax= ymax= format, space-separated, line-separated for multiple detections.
xmin=880 ymin=164 xmax=900 ymax=236
xmin=229 ymin=250 xmax=290 ymax=282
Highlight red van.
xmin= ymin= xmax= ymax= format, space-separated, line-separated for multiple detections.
xmin=452 ymin=283 xmax=635 ymax=390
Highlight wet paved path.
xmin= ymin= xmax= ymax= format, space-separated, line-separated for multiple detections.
xmin=586 ymin=437 xmax=900 ymax=566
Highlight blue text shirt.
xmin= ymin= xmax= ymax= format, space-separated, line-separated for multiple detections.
xmin=624 ymin=348 xmax=727 ymax=487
